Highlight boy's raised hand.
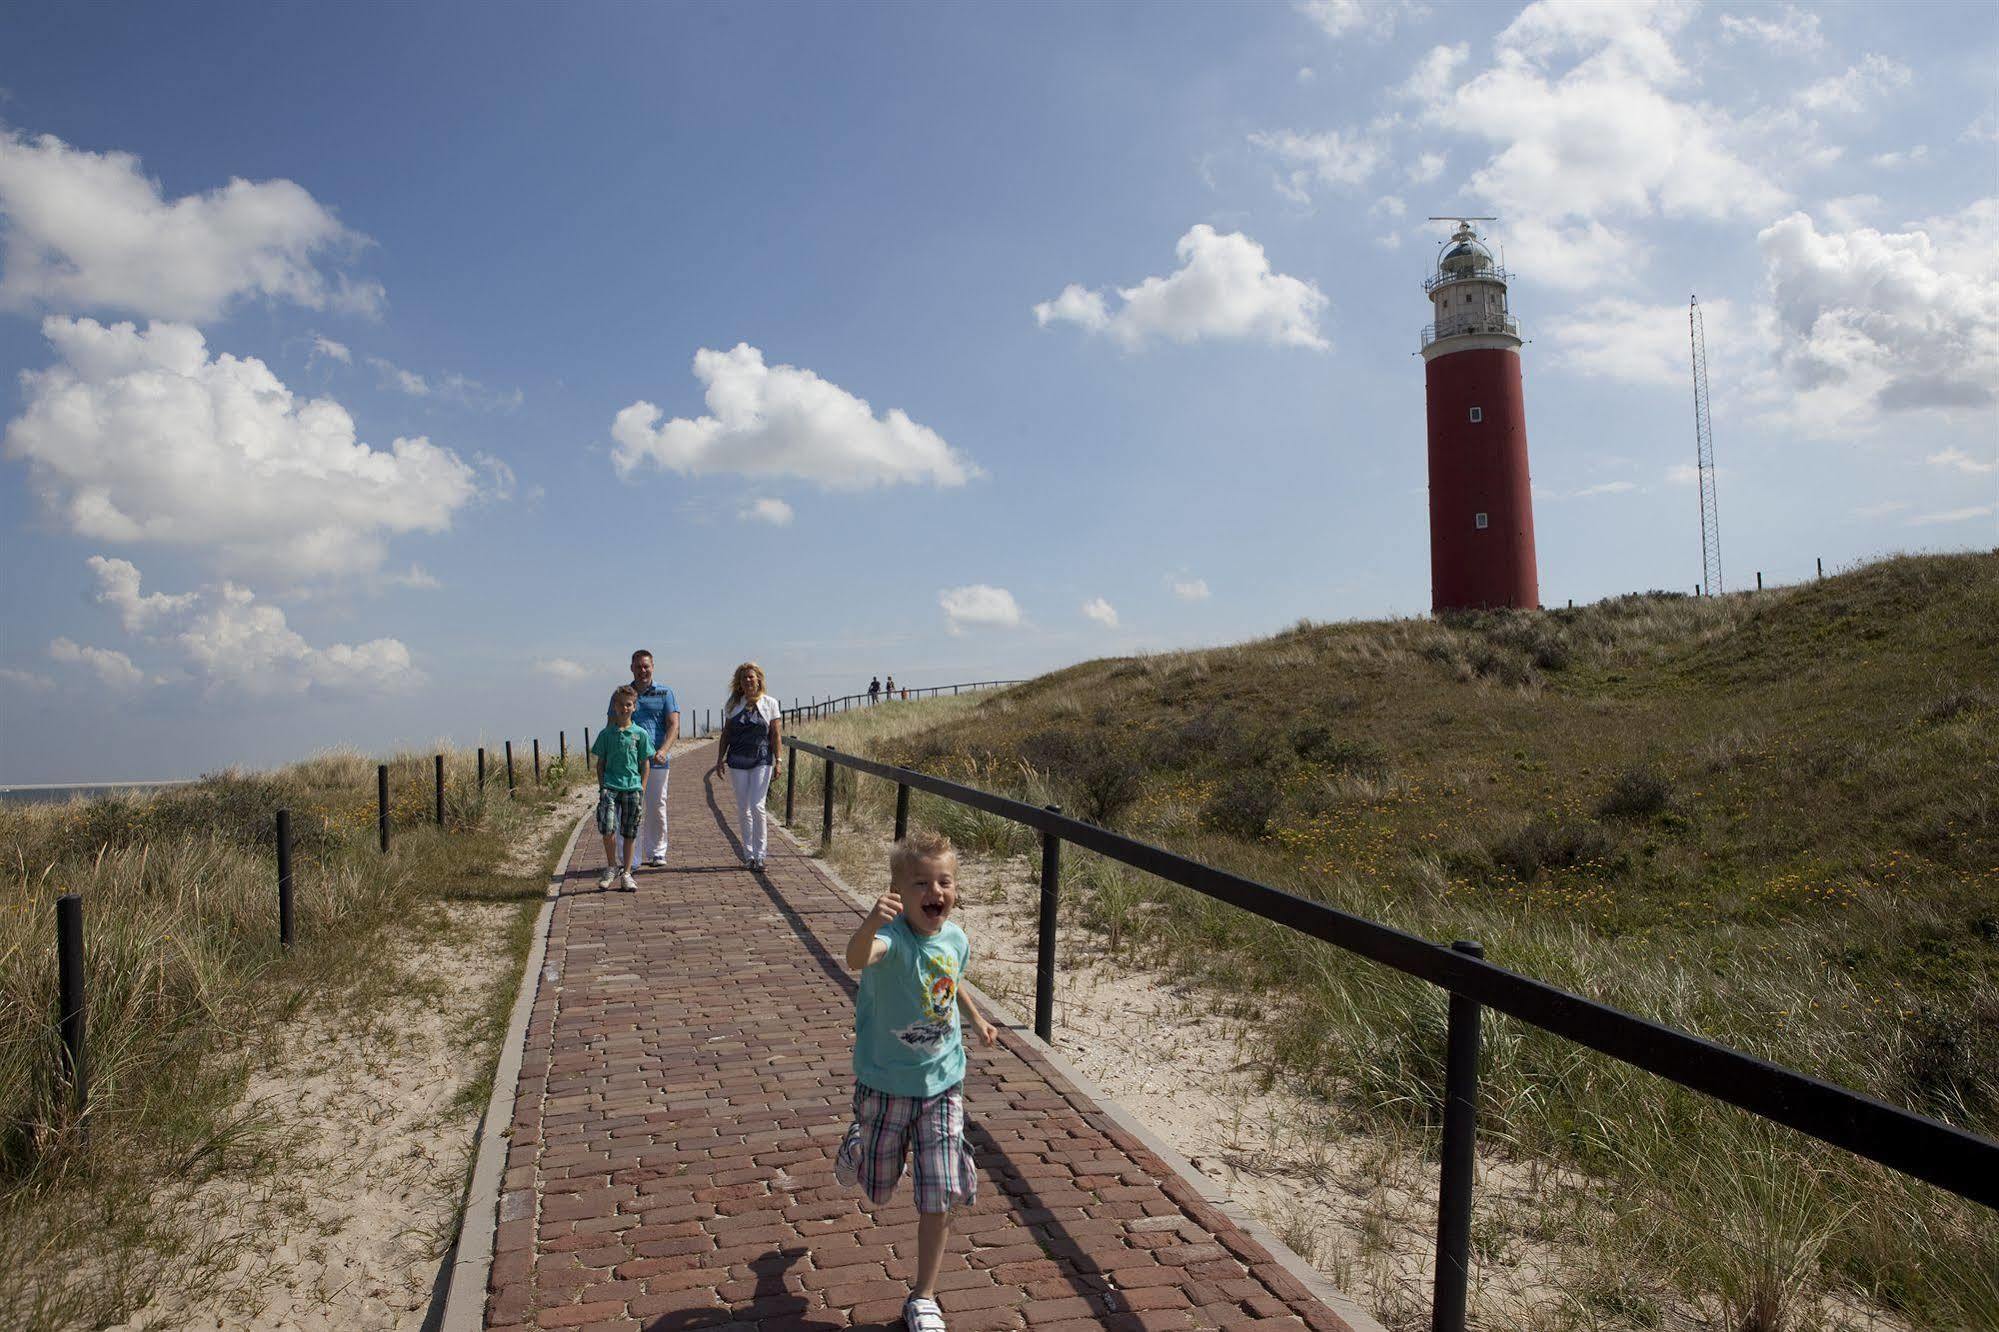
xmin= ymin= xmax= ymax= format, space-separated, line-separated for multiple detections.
xmin=866 ymin=890 xmax=903 ymax=927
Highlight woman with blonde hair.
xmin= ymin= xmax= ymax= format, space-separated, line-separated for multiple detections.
xmin=714 ymin=661 xmax=783 ymax=870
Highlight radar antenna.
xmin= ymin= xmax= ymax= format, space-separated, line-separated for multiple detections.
xmin=1689 ymin=296 xmax=1723 ymax=596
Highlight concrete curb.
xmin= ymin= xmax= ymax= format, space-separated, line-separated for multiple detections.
xmin=436 ymin=804 xmax=588 ymax=1332
xmin=771 ymin=819 xmax=1389 ymax=1332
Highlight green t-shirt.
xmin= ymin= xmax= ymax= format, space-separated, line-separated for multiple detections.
xmin=591 ymin=723 xmax=650 ymax=792
xmin=854 ymin=916 xmax=969 ymax=1097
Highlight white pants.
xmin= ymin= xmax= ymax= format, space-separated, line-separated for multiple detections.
xmin=728 ymin=763 xmax=773 ymax=861
xmin=638 ymin=762 xmax=671 ymax=862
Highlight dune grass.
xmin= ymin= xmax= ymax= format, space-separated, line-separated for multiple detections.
xmin=786 ymin=552 xmax=1999 ymax=1331
xmin=0 ymin=746 xmax=574 ymax=1329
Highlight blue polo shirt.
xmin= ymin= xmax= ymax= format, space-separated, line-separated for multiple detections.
xmin=615 ymin=683 xmax=678 ymax=768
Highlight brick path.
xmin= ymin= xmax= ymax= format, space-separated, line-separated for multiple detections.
xmin=487 ymin=745 xmax=1362 ymax=1332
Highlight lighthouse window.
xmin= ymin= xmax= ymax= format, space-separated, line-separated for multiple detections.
xmin=1468 ymin=407 xmax=1483 ymax=423
xmin=1475 ymin=512 xmax=1490 ymax=530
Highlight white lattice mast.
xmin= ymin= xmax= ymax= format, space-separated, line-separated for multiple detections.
xmin=1689 ymin=296 xmax=1723 ymax=595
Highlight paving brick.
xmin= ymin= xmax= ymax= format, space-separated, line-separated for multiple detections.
xmin=491 ymin=751 xmax=1361 ymax=1332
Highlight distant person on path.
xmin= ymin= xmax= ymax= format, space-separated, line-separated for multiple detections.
xmin=834 ymin=831 xmax=998 ymax=1332
xmin=618 ymin=649 xmax=680 ymax=867
xmin=714 ymin=661 xmax=782 ymax=871
xmin=868 ymin=675 xmax=881 ymax=704
xmin=883 ymin=674 xmax=896 ymax=699
xmin=589 ymin=686 xmax=648 ymax=892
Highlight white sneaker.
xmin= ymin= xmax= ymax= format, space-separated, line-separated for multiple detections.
xmin=903 ymin=1295 xmax=947 ymax=1332
xmin=596 ymin=867 xmax=616 ymax=889
xmin=834 ymin=1122 xmax=862 ymax=1188
xmin=644 ymin=854 xmax=667 ymax=867
xmin=619 ymin=870 xmax=638 ymax=892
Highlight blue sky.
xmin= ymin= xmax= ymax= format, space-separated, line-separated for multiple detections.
xmin=0 ymin=0 xmax=1994 ymax=782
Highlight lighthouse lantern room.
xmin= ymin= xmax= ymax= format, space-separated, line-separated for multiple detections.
xmin=1420 ymin=220 xmax=1540 ymax=612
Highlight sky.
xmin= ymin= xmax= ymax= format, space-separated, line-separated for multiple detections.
xmin=0 ymin=0 xmax=1994 ymax=783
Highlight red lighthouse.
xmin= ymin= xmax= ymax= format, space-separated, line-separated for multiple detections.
xmin=1421 ymin=220 xmax=1539 ymax=612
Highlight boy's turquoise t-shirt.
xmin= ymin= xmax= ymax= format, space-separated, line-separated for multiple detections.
xmin=590 ymin=724 xmax=649 ymax=792
xmin=854 ymin=915 xmax=969 ymax=1097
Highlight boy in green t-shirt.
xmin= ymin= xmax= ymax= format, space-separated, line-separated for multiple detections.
xmin=835 ymin=830 xmax=998 ymax=1332
xmin=589 ymin=685 xmax=650 ymax=891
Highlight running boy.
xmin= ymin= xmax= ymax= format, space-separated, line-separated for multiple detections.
xmin=836 ymin=831 xmax=998 ymax=1332
xmin=589 ymin=685 xmax=649 ymax=891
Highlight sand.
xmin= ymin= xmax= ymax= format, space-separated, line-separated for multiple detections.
xmin=107 ymin=779 xmax=599 ymax=1332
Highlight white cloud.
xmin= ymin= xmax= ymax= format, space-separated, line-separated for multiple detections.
xmin=1755 ymin=201 xmax=1999 ymax=433
xmin=1852 ymin=499 xmax=1910 ymax=519
xmin=369 ymin=357 xmax=522 ymax=412
xmin=1297 ymin=67 xmax=1317 ymax=85
xmin=1797 ymin=55 xmax=1911 ymax=115
xmin=4 ymin=318 xmax=481 ymax=579
xmin=535 ymin=658 xmax=591 ymax=682
xmin=383 ymin=563 xmax=443 ymax=591
xmin=0 ymin=130 xmax=383 ymax=323
xmin=1907 ymin=505 xmax=1996 ymax=527
xmin=939 ymin=585 xmax=1022 ymax=634
xmin=1371 ymin=195 xmax=1407 ymax=218
xmin=611 ymin=344 xmax=977 ymax=490
xmin=48 ymin=637 xmax=144 ymax=689
xmin=1868 ymin=146 xmax=1929 ymax=170
xmin=88 ymin=555 xmax=197 ymax=632
xmin=741 ymin=497 xmax=795 ymax=526
xmin=1718 ymin=5 xmax=1824 ymax=56
xmin=1248 ymin=128 xmax=1384 ymax=204
xmin=1574 ymin=480 xmax=1637 ymax=497
xmin=1665 ymin=463 xmax=1701 ymax=486
xmin=1399 ymin=44 xmax=1469 ymax=102
xmin=0 ymin=667 xmax=56 ymax=692
xmin=81 ymin=558 xmax=420 ymax=696
xmin=1405 ymin=151 xmax=1447 ymax=184
xmin=1082 ymin=597 xmax=1119 ymax=628
xmin=1297 ymin=0 xmax=1423 ymax=43
xmin=370 ymin=356 xmax=429 ymax=396
xmin=1545 ymin=297 xmax=1753 ymax=386
xmin=1035 ymin=226 xmax=1329 ymax=352
xmin=1927 ymin=448 xmax=1997 ymax=476
xmin=1170 ymin=577 xmax=1211 ymax=601
xmin=1408 ymin=1 xmax=1786 ymax=289
xmin=310 ymin=334 xmax=352 ymax=365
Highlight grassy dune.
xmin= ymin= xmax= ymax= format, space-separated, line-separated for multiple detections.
xmin=0 ymin=747 xmax=575 ymax=1328
xmin=789 ymin=553 xmax=1998 ymax=1330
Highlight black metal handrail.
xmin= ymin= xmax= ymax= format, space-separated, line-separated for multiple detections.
xmin=783 ymin=735 xmax=1998 ymax=1328
xmin=780 ymin=679 xmax=1024 ymax=722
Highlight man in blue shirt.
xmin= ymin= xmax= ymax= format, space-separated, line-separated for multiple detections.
xmin=616 ymin=649 xmax=680 ymax=866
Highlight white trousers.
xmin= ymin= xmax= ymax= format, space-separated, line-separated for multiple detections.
xmin=638 ymin=762 xmax=671 ymax=862
xmin=728 ymin=763 xmax=773 ymax=861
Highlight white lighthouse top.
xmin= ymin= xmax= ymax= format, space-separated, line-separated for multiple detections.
xmin=1420 ymin=220 xmax=1520 ymax=358
xmin=1423 ymin=221 xmax=1509 ymax=294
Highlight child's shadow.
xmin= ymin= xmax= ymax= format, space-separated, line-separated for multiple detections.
xmin=643 ymin=1247 xmax=862 ymax=1332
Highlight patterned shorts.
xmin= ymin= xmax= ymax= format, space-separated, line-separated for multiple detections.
xmin=595 ymin=787 xmax=642 ymax=838
xmin=838 ymin=1082 xmax=977 ymax=1214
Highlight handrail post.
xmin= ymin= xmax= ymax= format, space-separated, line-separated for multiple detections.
xmin=1431 ymin=940 xmax=1485 ymax=1332
xmin=821 ymin=747 xmax=837 ymax=850
xmin=56 ymin=893 xmax=86 ymax=1122
xmin=477 ymin=746 xmax=486 ymax=791
xmin=434 ymin=754 xmax=445 ymax=826
xmin=583 ymin=726 xmax=591 ymax=761
xmin=784 ymin=741 xmax=797 ymax=823
xmin=894 ymin=783 xmax=910 ymax=841
xmin=1035 ymin=806 xmax=1061 ymax=1041
xmin=533 ymin=737 xmax=541 ymax=783
xmin=277 ymin=809 xmax=294 ymax=948
xmin=377 ymin=763 xmax=390 ymax=853
xmin=505 ymin=741 xmax=516 ymax=797
xmin=559 ymin=730 xmax=566 ymax=764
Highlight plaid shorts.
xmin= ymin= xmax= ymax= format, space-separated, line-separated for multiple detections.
xmin=838 ymin=1082 xmax=977 ymax=1214
xmin=595 ymin=787 xmax=642 ymax=838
